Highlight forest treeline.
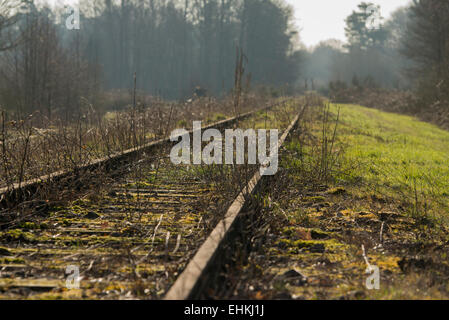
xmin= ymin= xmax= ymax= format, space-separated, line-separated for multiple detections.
xmin=306 ymin=0 xmax=449 ymax=120
xmin=0 ymin=0 xmax=448 ymax=120
xmin=0 ymin=0 xmax=300 ymax=118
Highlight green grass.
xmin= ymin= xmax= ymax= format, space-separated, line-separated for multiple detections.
xmin=329 ymin=104 xmax=449 ymax=220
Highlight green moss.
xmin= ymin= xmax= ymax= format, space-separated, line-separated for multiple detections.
xmin=68 ymin=205 xmax=86 ymax=214
xmin=326 ymin=187 xmax=346 ymax=195
xmin=0 ymin=247 xmax=12 ymax=256
xmin=282 ymin=227 xmax=331 ymax=240
xmin=210 ymin=113 xmax=227 ymax=122
xmin=291 ymin=208 xmax=321 ymax=227
xmin=129 ymin=181 xmax=153 ymax=189
xmin=2 ymin=229 xmax=36 ymax=243
xmin=18 ymin=222 xmax=40 ymax=230
xmin=176 ymin=119 xmax=188 ymax=128
xmin=310 ymin=229 xmax=331 ymax=239
xmin=0 ymin=257 xmax=25 ymax=264
xmin=302 ymin=196 xmax=326 ymax=203
xmin=282 ymin=226 xmax=296 ymax=237
xmin=277 ymin=238 xmax=345 ymax=253
xmin=18 ymin=221 xmax=48 ymax=230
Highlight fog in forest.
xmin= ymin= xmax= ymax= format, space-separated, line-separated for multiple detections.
xmin=0 ymin=0 xmax=447 ymax=120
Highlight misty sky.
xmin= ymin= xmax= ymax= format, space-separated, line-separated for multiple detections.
xmin=287 ymin=0 xmax=411 ymax=47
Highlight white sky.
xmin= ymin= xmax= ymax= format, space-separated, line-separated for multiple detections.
xmin=47 ymin=0 xmax=411 ymax=48
xmin=286 ymin=0 xmax=411 ymax=48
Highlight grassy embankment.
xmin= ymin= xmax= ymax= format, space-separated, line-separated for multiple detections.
xmin=234 ymin=103 xmax=449 ymax=300
xmin=335 ymin=104 xmax=449 ymax=224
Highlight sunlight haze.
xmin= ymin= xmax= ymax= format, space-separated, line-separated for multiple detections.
xmin=286 ymin=0 xmax=411 ymax=47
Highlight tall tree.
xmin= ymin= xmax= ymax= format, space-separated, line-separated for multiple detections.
xmin=345 ymin=2 xmax=388 ymax=51
xmin=401 ymin=0 xmax=449 ymax=107
xmin=401 ymin=0 xmax=449 ymax=76
xmin=0 ymin=0 xmax=27 ymax=51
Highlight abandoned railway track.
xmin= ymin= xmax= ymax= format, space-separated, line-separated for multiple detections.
xmin=0 ymin=101 xmax=285 ymax=210
xmin=0 ymin=99 xmax=305 ymax=299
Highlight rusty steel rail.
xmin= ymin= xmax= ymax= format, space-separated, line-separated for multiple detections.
xmin=164 ymin=106 xmax=305 ymax=300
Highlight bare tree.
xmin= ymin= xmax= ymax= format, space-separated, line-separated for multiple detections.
xmin=0 ymin=0 xmax=26 ymax=51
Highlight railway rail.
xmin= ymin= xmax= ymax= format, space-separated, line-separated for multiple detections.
xmin=0 ymin=101 xmax=285 ymax=209
xmin=0 ymin=99 xmax=304 ymax=299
